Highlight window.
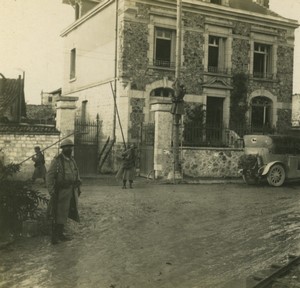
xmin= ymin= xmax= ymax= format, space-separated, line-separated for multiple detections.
xmin=75 ymin=4 xmax=80 ymax=20
xmin=154 ymin=28 xmax=175 ymax=68
xmin=211 ymin=0 xmax=221 ymax=4
xmin=81 ymin=100 xmax=87 ymax=123
xmin=151 ymin=87 xmax=174 ymax=97
xmin=251 ymin=96 xmax=272 ymax=132
xmin=70 ymin=48 xmax=76 ymax=80
xmin=253 ymin=43 xmax=272 ymax=78
xmin=48 ymin=96 xmax=52 ymax=103
xmin=208 ymin=36 xmax=226 ymax=73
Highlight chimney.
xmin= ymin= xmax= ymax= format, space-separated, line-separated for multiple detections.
xmin=254 ymin=0 xmax=269 ymax=8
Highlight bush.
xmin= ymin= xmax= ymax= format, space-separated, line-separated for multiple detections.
xmin=0 ymin=163 xmax=49 ymax=236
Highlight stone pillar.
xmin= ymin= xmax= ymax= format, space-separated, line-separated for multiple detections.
xmin=151 ymin=101 xmax=173 ymax=179
xmin=56 ymin=96 xmax=78 ymax=141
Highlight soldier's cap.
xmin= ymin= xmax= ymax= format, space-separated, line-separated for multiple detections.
xmin=60 ymin=138 xmax=74 ymax=148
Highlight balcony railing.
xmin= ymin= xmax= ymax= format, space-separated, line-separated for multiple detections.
xmin=205 ymin=66 xmax=231 ymax=75
xmin=252 ymin=72 xmax=274 ymax=80
xmin=152 ymin=59 xmax=175 ymax=68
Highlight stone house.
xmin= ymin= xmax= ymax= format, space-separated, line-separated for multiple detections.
xmin=41 ymin=88 xmax=62 ymax=110
xmin=60 ymin=0 xmax=298 ymax=178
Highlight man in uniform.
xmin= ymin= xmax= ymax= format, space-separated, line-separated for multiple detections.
xmin=46 ymin=138 xmax=82 ymax=245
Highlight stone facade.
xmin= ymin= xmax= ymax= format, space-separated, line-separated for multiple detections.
xmin=60 ymin=0 xmax=298 ymax=178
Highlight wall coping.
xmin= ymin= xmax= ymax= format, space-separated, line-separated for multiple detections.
xmin=57 ymin=96 xmax=79 ymax=102
xmin=181 ymin=147 xmax=244 ymax=152
xmin=150 ymin=101 xmax=172 ymax=112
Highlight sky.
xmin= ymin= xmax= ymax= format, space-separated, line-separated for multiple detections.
xmin=0 ymin=0 xmax=300 ymax=104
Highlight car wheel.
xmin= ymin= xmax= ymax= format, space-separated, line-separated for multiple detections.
xmin=242 ymin=174 xmax=258 ymax=185
xmin=267 ymin=164 xmax=285 ymax=187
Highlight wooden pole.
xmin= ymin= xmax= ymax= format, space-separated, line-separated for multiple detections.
xmin=173 ymin=0 xmax=182 ymax=179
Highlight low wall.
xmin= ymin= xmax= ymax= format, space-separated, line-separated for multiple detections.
xmin=182 ymin=147 xmax=244 ymax=178
xmin=157 ymin=147 xmax=244 ymax=179
xmin=0 ymin=125 xmax=60 ymax=180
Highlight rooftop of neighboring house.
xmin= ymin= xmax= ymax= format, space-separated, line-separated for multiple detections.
xmin=47 ymin=88 xmax=62 ymax=95
xmin=25 ymin=104 xmax=55 ymax=125
xmin=0 ymin=73 xmax=26 ymax=120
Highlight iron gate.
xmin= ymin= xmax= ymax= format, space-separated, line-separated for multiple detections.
xmin=74 ymin=116 xmax=100 ymax=176
xmin=139 ymin=123 xmax=155 ymax=178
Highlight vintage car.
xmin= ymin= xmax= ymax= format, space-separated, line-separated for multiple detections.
xmin=239 ymin=134 xmax=300 ymax=187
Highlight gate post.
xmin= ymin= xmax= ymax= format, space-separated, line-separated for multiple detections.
xmin=151 ymin=101 xmax=173 ymax=179
xmin=56 ymin=96 xmax=78 ymax=140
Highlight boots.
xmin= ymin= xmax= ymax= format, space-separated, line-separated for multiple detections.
xmin=122 ymin=180 xmax=127 ymax=189
xmin=129 ymin=180 xmax=133 ymax=189
xmin=57 ymin=224 xmax=72 ymax=242
xmin=51 ymin=223 xmax=59 ymax=245
xmin=51 ymin=223 xmax=71 ymax=244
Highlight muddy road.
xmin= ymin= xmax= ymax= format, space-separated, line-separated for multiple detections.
xmin=1 ymin=179 xmax=300 ymax=288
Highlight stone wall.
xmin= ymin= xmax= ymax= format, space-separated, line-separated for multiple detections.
xmin=182 ymin=148 xmax=243 ymax=178
xmin=277 ymin=45 xmax=294 ymax=103
xmin=0 ymin=132 xmax=60 ymax=180
xmin=155 ymin=147 xmax=243 ymax=179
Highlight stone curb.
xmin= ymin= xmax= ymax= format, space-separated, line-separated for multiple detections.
xmin=82 ymin=175 xmax=245 ymax=185
xmin=145 ymin=178 xmax=244 ymax=185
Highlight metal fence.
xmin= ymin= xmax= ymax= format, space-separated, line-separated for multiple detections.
xmin=182 ymin=122 xmax=275 ymax=148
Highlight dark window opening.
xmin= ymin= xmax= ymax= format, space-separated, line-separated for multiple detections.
xmin=154 ymin=28 xmax=175 ymax=68
xmin=253 ymin=43 xmax=271 ymax=78
xmin=211 ymin=0 xmax=221 ymax=4
xmin=151 ymin=88 xmax=174 ymax=98
xmin=75 ymin=4 xmax=80 ymax=20
xmin=70 ymin=48 xmax=76 ymax=79
xmin=156 ymin=39 xmax=171 ymax=67
xmin=208 ymin=36 xmax=226 ymax=73
xmin=251 ymin=96 xmax=272 ymax=132
xmin=81 ymin=100 xmax=87 ymax=123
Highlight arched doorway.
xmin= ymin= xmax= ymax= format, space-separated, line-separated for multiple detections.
xmin=250 ymin=96 xmax=272 ymax=132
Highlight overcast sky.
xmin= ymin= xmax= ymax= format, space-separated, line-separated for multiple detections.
xmin=0 ymin=0 xmax=300 ymax=104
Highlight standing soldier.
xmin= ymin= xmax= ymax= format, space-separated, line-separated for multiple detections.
xmin=31 ymin=146 xmax=46 ymax=183
xmin=116 ymin=144 xmax=137 ymax=189
xmin=46 ymin=139 xmax=82 ymax=245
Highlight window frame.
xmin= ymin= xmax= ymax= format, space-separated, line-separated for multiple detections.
xmin=154 ymin=27 xmax=176 ymax=68
xmin=208 ymin=35 xmax=227 ymax=74
xmin=253 ymin=42 xmax=272 ymax=79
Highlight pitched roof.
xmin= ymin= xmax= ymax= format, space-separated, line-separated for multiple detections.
xmin=229 ymin=0 xmax=282 ymax=18
xmin=0 ymin=75 xmax=26 ymax=117
xmin=26 ymin=104 xmax=55 ymax=120
xmin=0 ymin=123 xmax=59 ymax=134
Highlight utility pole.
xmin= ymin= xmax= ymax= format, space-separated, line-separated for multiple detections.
xmin=18 ymin=75 xmax=22 ymax=123
xmin=171 ymin=0 xmax=185 ymax=181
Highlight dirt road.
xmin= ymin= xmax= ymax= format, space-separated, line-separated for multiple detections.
xmin=1 ymin=178 xmax=300 ymax=288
